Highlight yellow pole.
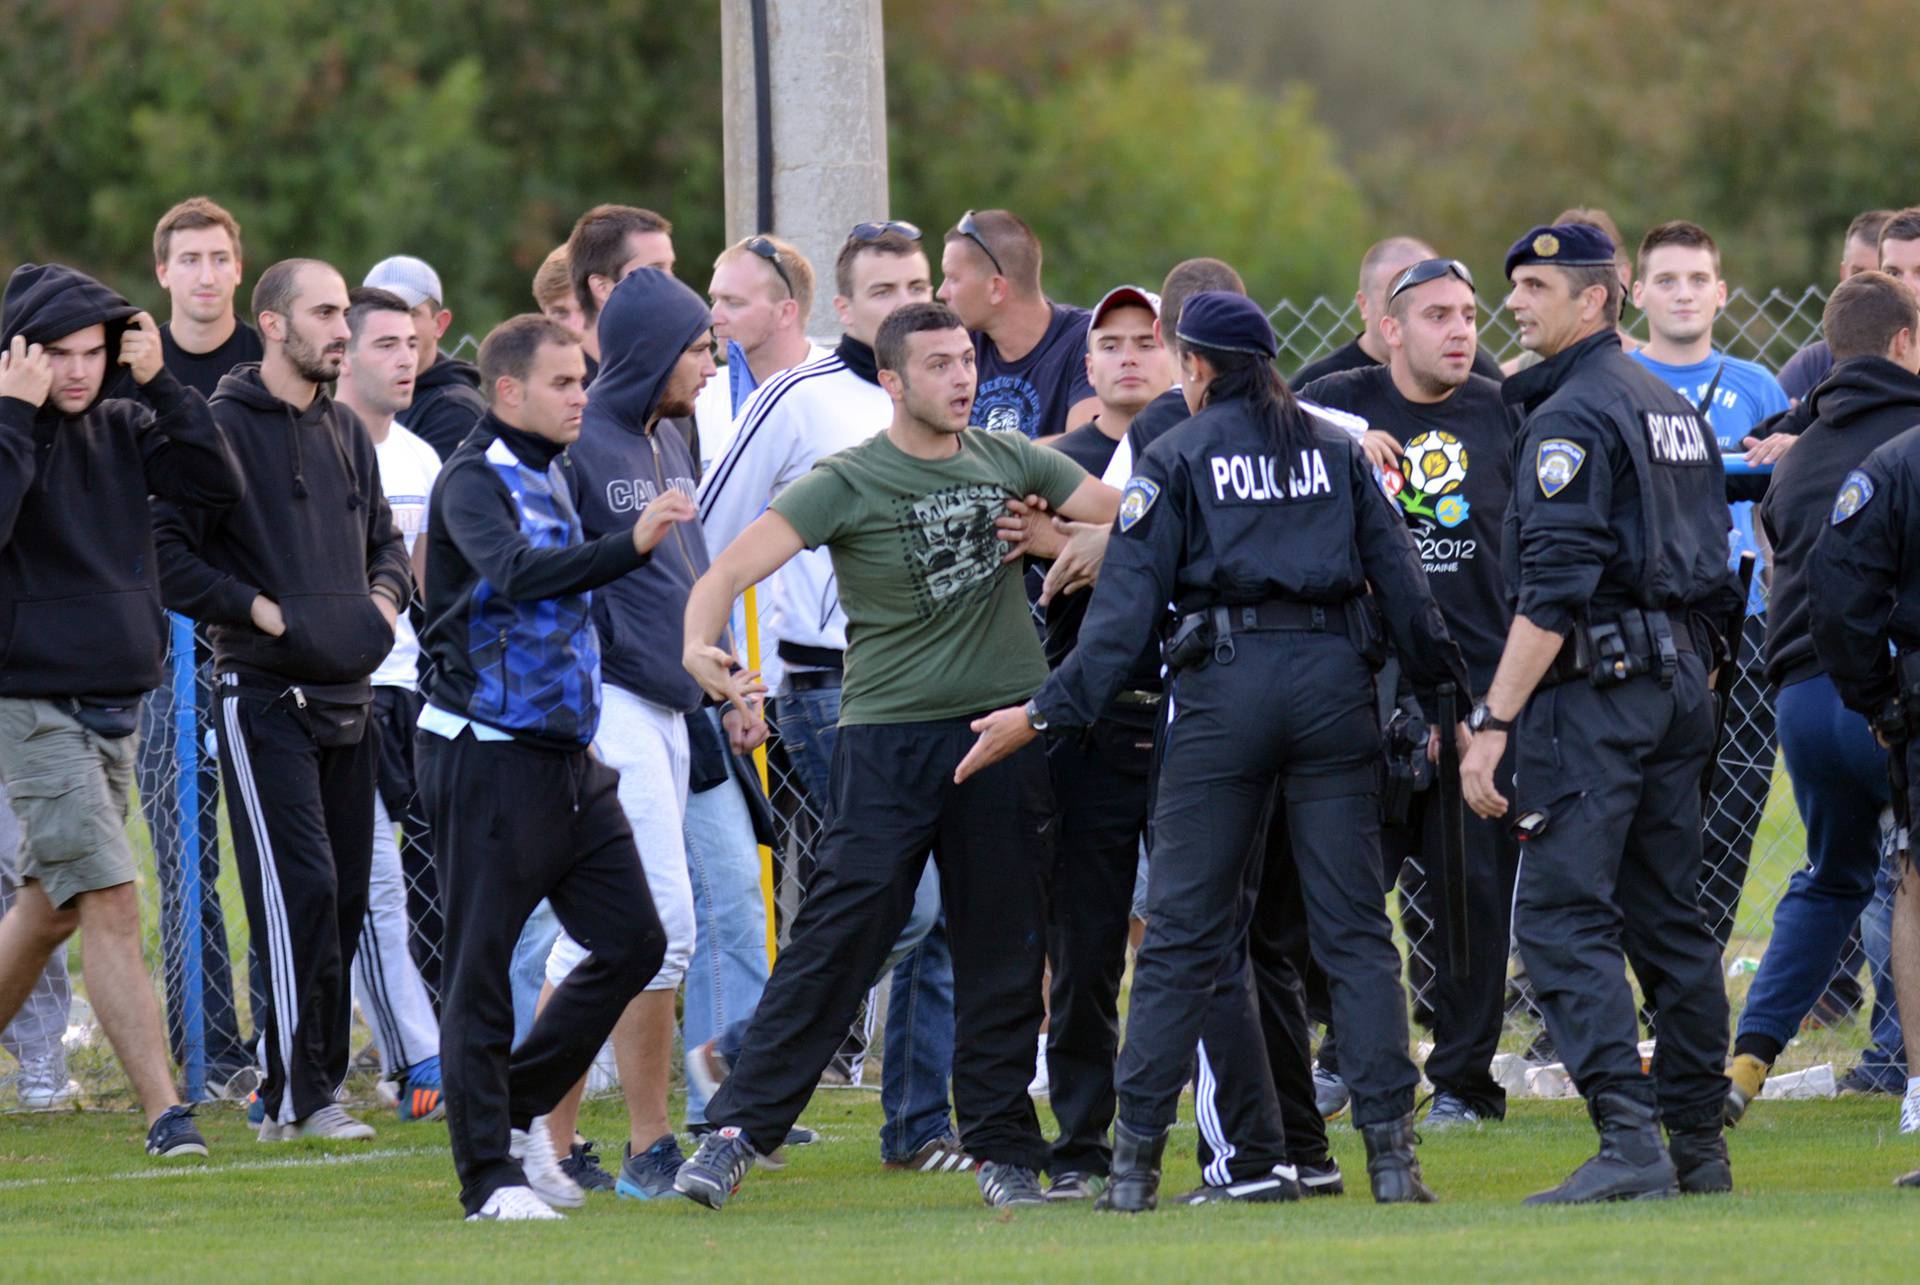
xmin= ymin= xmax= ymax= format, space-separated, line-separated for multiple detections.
xmin=742 ymin=585 xmax=778 ymax=966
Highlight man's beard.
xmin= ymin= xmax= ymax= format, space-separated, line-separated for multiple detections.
xmin=286 ymin=329 xmax=343 ymax=384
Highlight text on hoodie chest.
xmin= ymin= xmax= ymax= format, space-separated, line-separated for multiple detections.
xmin=605 ymin=475 xmax=697 ymax=512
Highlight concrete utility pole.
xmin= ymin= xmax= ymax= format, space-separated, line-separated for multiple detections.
xmin=721 ymin=0 xmax=891 ymax=339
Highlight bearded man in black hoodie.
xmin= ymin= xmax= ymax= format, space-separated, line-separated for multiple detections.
xmin=0 ymin=263 xmax=242 ymax=1158
xmin=156 ymin=257 xmax=413 ymax=1142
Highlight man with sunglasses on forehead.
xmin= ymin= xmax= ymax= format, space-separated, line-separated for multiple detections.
xmin=939 ymin=209 xmax=1098 ymax=440
xmin=1301 ymin=256 xmax=1521 ymax=1132
xmin=1293 ymin=237 xmax=1506 ymax=391
xmin=694 ymin=235 xmax=829 ymax=473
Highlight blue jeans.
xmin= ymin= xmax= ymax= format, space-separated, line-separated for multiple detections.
xmin=1857 ymin=833 xmax=1908 ymax=1084
xmin=509 ymin=899 xmax=561 ymax=1050
xmin=683 ymin=754 xmax=770 ymax=1126
xmin=1738 ymin=675 xmax=1888 ymax=1047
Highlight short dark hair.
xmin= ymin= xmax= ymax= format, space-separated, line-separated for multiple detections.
xmin=478 ymin=313 xmax=580 ymax=401
xmin=835 ymin=229 xmax=923 ymax=298
xmin=1879 ymin=207 xmax=1920 ymax=254
xmin=1848 ymin=209 xmax=1895 ymax=248
xmin=875 ymin=302 xmax=965 ymax=376
xmin=1636 ymin=220 xmax=1720 ymax=275
xmin=252 ymin=258 xmax=333 ymax=327
xmin=154 ymin=196 xmax=243 ymax=265
xmin=1560 ymin=262 xmax=1623 ymax=327
xmin=943 ymin=209 xmax=1042 ymax=295
xmin=1823 ymin=271 xmax=1919 ymax=362
xmin=566 ymin=204 xmax=672 ymax=317
xmin=345 ymin=286 xmax=412 ymax=344
xmin=1160 ymin=258 xmax=1246 ymax=337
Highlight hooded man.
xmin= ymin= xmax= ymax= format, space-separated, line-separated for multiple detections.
xmin=532 ymin=267 xmax=732 ymax=1198
xmin=0 ymin=263 xmax=242 ymax=1158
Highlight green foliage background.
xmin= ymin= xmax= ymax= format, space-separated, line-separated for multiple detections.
xmin=3 ymin=0 xmax=1912 ymax=328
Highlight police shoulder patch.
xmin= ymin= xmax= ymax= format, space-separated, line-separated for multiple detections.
xmin=1118 ymin=476 xmax=1161 ymax=532
xmin=1832 ymin=469 xmax=1874 ymax=525
xmin=1536 ymin=438 xmax=1587 ymax=498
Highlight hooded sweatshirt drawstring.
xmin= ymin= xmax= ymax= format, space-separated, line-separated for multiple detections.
xmin=289 ymin=405 xmax=308 ymax=499
xmin=285 ymin=399 xmax=361 ymax=509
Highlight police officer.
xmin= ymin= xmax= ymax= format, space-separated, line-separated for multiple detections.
xmin=958 ymin=291 xmax=1471 ymax=1210
xmin=1459 ymin=224 xmax=1739 ymax=1204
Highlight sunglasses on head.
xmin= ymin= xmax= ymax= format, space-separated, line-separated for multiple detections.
xmin=745 ymin=236 xmax=795 ymax=300
xmin=1387 ymin=258 xmax=1476 ymax=303
xmin=956 ymin=209 xmax=1006 ymax=277
xmin=849 ymin=220 xmax=923 ymax=244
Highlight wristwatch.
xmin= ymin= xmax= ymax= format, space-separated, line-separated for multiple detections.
xmin=1024 ymin=699 xmax=1050 ymax=732
xmin=1467 ymin=702 xmax=1514 ymax=734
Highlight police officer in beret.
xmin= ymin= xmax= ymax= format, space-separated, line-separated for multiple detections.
xmin=1459 ymin=224 xmax=1741 ymax=1204
xmin=958 ymin=291 xmax=1471 ymax=1209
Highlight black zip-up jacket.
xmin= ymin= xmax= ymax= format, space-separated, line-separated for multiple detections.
xmin=400 ymin=354 xmax=488 ymax=461
xmin=155 ymin=363 xmax=411 ymax=703
xmin=1760 ymin=356 xmax=1920 ymax=689
xmin=0 ymin=264 xmax=242 ymax=699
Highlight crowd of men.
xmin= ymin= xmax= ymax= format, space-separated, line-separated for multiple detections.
xmin=2 ymin=188 xmax=1919 ymax=1218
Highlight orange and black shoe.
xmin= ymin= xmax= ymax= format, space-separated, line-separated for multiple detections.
xmin=397 ymin=1056 xmax=444 ymax=1122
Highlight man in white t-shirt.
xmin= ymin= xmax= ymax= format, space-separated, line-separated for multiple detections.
xmin=335 ymin=286 xmax=444 ymax=1121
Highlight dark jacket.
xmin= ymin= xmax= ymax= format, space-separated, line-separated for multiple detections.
xmin=418 ymin=412 xmax=647 ymax=749
xmin=1810 ymin=424 xmax=1920 ymax=717
xmin=155 ymin=364 xmax=411 ymax=702
xmin=0 ymin=264 xmax=241 ymax=700
xmin=1762 ymin=357 xmax=1920 ymax=689
xmin=570 ymin=268 xmax=713 ymax=713
xmin=400 ymin=354 xmax=488 ymax=461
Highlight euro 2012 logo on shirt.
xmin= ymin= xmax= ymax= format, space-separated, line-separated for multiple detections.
xmin=1393 ymin=431 xmax=1470 ymax=528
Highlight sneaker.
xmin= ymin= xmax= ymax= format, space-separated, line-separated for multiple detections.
xmin=1046 ymin=1170 xmax=1102 ymax=1201
xmin=560 ymin=1140 xmax=617 ymax=1193
xmin=146 ymin=1104 xmax=209 ymax=1158
xmin=1297 ymin=1157 xmax=1345 ymax=1197
xmin=1724 ymin=1053 xmax=1770 ymax=1127
xmin=1839 ymin=1063 xmax=1904 ymax=1095
xmin=1424 ymin=1092 xmax=1482 ymax=1131
xmin=1028 ymin=1032 xmax=1050 ymax=1097
xmin=977 ymin=1161 xmax=1047 ymax=1207
xmin=675 ymin=1126 xmax=759 ymax=1210
xmin=685 ymin=1040 xmax=731 ymax=1105
xmin=883 ymin=1133 xmax=975 ymax=1173
xmin=1178 ymin=1168 xmax=1302 ymax=1204
xmin=1313 ymin=1063 xmax=1350 ymax=1120
xmin=296 ymin=1104 xmax=377 ymax=1141
xmin=16 ymin=1053 xmax=79 ymax=1110
xmin=784 ymin=1124 xmax=819 ymax=1147
xmin=1898 ymin=1168 xmax=1920 ymax=1188
xmin=1901 ymin=1084 xmax=1920 ymax=1136
xmin=616 ymin=1133 xmax=686 ymax=1200
xmin=466 ymin=1185 xmax=563 ymax=1222
xmin=251 ymin=1093 xmax=294 ymax=1143
xmin=510 ymin=1116 xmax=586 ymax=1209
xmin=397 ymin=1056 xmax=444 ymax=1122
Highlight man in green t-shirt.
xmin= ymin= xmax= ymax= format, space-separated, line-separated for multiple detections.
xmin=672 ymin=302 xmax=1118 ymax=1211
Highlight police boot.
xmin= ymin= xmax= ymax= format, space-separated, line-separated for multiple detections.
xmin=1360 ymin=1114 xmax=1436 ymax=1204
xmin=1666 ymin=1121 xmax=1732 ymax=1195
xmin=1524 ymin=1090 xmax=1678 ymax=1205
xmin=1094 ymin=1121 xmax=1167 ymax=1214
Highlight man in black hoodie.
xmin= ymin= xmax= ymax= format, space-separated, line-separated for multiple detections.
xmin=0 ymin=262 xmax=242 ymax=1157
xmin=1725 ymin=272 xmax=1920 ymax=1119
xmin=364 ymin=255 xmax=487 ymax=461
xmin=155 ymin=257 xmax=413 ymax=1142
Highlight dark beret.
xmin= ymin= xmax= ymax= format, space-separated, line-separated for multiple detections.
xmin=1503 ymin=223 xmax=1618 ymax=279
xmin=1173 ymin=291 xmax=1277 ymax=359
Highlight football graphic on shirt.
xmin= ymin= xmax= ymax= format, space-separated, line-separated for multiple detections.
xmin=1397 ymin=431 xmax=1470 ymax=527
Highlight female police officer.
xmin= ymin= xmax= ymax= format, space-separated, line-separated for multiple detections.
xmin=958 ymin=292 xmax=1471 ymax=1210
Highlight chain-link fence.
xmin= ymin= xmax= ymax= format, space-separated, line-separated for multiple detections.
xmin=7 ymin=285 xmax=1884 ymax=1115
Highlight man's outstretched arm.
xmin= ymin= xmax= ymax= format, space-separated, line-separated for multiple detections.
xmin=683 ymin=510 xmax=806 ymax=712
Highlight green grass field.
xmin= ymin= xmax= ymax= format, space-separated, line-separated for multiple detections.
xmin=3 ymin=1091 xmax=1916 ymax=1283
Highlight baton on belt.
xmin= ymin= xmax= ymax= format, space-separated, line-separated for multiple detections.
xmin=1701 ymin=551 xmax=1758 ymax=808
xmin=1436 ymin=682 xmax=1469 ymax=980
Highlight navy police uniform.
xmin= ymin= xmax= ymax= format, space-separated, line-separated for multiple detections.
xmin=1496 ymin=225 xmax=1739 ymax=1201
xmin=1031 ymin=292 xmax=1470 ymax=1208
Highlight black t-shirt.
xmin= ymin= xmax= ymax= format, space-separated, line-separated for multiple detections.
xmin=971 ymin=303 xmax=1095 ymax=439
xmin=1291 ymin=334 xmax=1504 ymax=391
xmin=1041 ymin=420 xmax=1163 ymax=692
xmin=160 ymin=321 xmax=264 ymax=399
xmin=1300 ymin=366 xmax=1515 ymax=693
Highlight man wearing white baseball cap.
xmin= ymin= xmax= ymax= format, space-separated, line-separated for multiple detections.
xmin=364 ymin=255 xmax=487 ymax=460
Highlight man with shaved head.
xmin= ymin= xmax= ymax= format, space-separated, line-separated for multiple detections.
xmin=1292 ymin=237 xmax=1505 ymax=389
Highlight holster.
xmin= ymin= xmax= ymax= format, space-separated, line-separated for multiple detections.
xmin=1548 ymin=609 xmax=1688 ymax=690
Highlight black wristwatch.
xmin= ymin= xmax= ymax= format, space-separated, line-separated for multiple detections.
xmin=1467 ymin=702 xmax=1514 ymax=734
xmin=1024 ymin=699 xmax=1050 ymax=732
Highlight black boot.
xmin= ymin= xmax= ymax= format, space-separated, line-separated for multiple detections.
xmin=1360 ymin=1114 xmax=1436 ymax=1204
xmin=1667 ymin=1122 xmax=1732 ymax=1194
xmin=1095 ymin=1121 xmax=1167 ymax=1214
xmin=1524 ymin=1090 xmax=1678 ymax=1205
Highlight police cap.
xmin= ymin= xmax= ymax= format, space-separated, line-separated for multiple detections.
xmin=1174 ymin=291 xmax=1277 ymax=359
xmin=1503 ymin=223 xmax=1618 ymax=280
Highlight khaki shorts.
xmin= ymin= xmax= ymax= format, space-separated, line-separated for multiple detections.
xmin=0 ymin=696 xmax=137 ymax=910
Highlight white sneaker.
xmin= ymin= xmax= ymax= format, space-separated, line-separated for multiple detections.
xmin=16 ymin=1054 xmax=79 ymax=1110
xmin=511 ymin=1116 xmax=585 ymax=1209
xmin=1028 ymin=1032 xmax=1049 ymax=1098
xmin=466 ymin=1185 xmax=563 ymax=1222
xmin=257 ymin=1118 xmax=295 ymax=1142
xmin=1900 ymin=1085 xmax=1920 ymax=1136
xmin=295 ymin=1104 xmax=376 ymax=1140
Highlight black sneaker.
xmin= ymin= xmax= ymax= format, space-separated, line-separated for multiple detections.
xmin=561 ymin=1140 xmax=617 ymax=1192
xmin=674 ymin=1126 xmax=759 ymax=1210
xmin=1179 ymin=1169 xmax=1302 ymax=1204
xmin=1046 ymin=1170 xmax=1103 ymax=1201
xmin=1296 ymin=1157 xmax=1346 ymax=1197
xmin=977 ymin=1162 xmax=1047 ymax=1207
xmin=146 ymin=1104 xmax=208 ymax=1158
